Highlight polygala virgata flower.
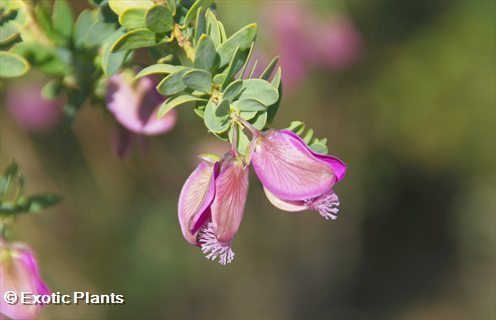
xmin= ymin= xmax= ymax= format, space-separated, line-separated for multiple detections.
xmin=106 ymin=72 xmax=177 ymax=157
xmin=178 ymin=152 xmax=249 ymax=265
xmin=0 ymin=238 xmax=50 ymax=320
xmin=250 ymin=129 xmax=346 ymax=220
xmin=6 ymin=82 xmax=64 ymax=133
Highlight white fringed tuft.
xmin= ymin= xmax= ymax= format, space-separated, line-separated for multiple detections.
xmin=198 ymin=222 xmax=234 ymax=265
xmin=306 ymin=193 xmax=340 ymax=220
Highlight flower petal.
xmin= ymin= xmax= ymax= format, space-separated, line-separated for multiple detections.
xmin=280 ymin=130 xmax=347 ymax=181
xmin=107 ymin=74 xmax=176 ymax=135
xmin=264 ymin=187 xmax=306 ymax=212
xmin=251 ymin=130 xmax=335 ymax=201
xmin=211 ymin=159 xmax=249 ymax=243
xmin=178 ymin=161 xmax=217 ymax=245
xmin=0 ymin=241 xmax=50 ymax=320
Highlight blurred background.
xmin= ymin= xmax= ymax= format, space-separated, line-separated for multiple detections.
xmin=1 ymin=1 xmax=495 ymax=319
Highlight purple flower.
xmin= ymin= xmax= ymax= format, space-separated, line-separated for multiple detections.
xmin=265 ymin=3 xmax=314 ymax=90
xmin=6 ymin=82 xmax=64 ymax=133
xmin=250 ymin=129 xmax=346 ymax=220
xmin=178 ymin=153 xmax=249 ymax=265
xmin=106 ymin=72 xmax=176 ymax=157
xmin=316 ymin=18 xmax=363 ymax=70
xmin=107 ymin=73 xmax=177 ymax=135
xmin=263 ymin=3 xmax=363 ymax=91
xmin=0 ymin=238 xmax=50 ymax=320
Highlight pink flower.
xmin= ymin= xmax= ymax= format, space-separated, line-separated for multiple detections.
xmin=263 ymin=3 xmax=363 ymax=91
xmin=6 ymin=82 xmax=64 ymax=133
xmin=178 ymin=153 xmax=249 ymax=265
xmin=316 ymin=18 xmax=363 ymax=70
xmin=250 ymin=129 xmax=346 ymax=220
xmin=265 ymin=3 xmax=314 ymax=90
xmin=0 ymin=238 xmax=50 ymax=320
xmin=106 ymin=72 xmax=176 ymax=157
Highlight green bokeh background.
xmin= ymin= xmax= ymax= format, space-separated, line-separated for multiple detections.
xmin=1 ymin=1 xmax=495 ymax=319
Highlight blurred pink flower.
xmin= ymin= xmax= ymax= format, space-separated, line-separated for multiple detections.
xmin=106 ymin=72 xmax=176 ymax=157
xmin=6 ymin=82 xmax=64 ymax=132
xmin=0 ymin=238 xmax=50 ymax=320
xmin=178 ymin=153 xmax=249 ymax=265
xmin=265 ymin=3 xmax=314 ymax=90
xmin=250 ymin=129 xmax=346 ymax=220
xmin=316 ymin=18 xmax=363 ymax=70
xmin=264 ymin=3 xmax=363 ymax=91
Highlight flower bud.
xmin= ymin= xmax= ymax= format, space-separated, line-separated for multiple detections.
xmin=0 ymin=238 xmax=50 ymax=320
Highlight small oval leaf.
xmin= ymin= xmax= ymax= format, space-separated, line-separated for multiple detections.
xmin=0 ymin=52 xmax=30 ymax=78
xmin=111 ymin=28 xmax=166 ymax=52
xmin=182 ymin=69 xmax=212 ymax=93
xmin=232 ymin=98 xmax=266 ymax=112
xmin=217 ymin=23 xmax=257 ymax=68
xmin=119 ymin=8 xmax=147 ymax=30
xmin=195 ymin=34 xmax=217 ymax=71
xmin=158 ymin=95 xmax=207 ymax=118
xmin=156 ymin=69 xmax=189 ymax=95
xmin=204 ymin=99 xmax=230 ymax=133
xmin=145 ymin=5 xmax=174 ymax=33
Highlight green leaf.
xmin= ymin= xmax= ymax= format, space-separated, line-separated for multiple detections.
xmin=0 ymin=161 xmax=18 ymax=199
xmin=260 ymin=56 xmax=279 ymax=80
xmin=239 ymin=111 xmax=256 ymax=121
xmin=84 ymin=9 xmax=117 ymax=47
xmin=248 ymin=60 xmax=258 ymax=78
xmin=156 ymin=68 xmax=189 ymax=95
xmin=19 ymin=194 xmax=61 ymax=213
xmin=194 ymin=7 xmax=207 ymax=45
xmin=222 ymin=79 xmax=243 ymax=101
xmin=182 ymin=69 xmax=212 ymax=93
xmin=34 ymin=2 xmax=65 ymax=45
xmin=74 ymin=10 xmax=94 ymax=47
xmin=204 ymin=99 xmax=230 ymax=133
xmin=250 ymin=111 xmax=267 ymax=130
xmin=10 ymin=42 xmax=67 ymax=76
xmin=108 ymin=0 xmax=153 ymax=16
xmin=213 ymin=74 xmax=225 ymax=86
xmin=158 ymin=94 xmax=207 ymax=118
xmin=41 ymin=80 xmax=63 ymax=99
xmin=221 ymin=46 xmax=249 ymax=89
xmin=238 ymin=42 xmax=255 ymax=79
xmin=135 ymin=64 xmax=183 ymax=79
xmin=217 ymin=23 xmax=257 ymax=68
xmin=0 ymin=5 xmax=26 ymax=45
xmin=184 ymin=0 xmax=215 ymax=26
xmin=267 ymin=67 xmax=282 ymax=124
xmin=205 ymin=9 xmax=221 ymax=47
xmin=309 ymin=143 xmax=328 ymax=155
xmin=195 ymin=34 xmax=217 ymax=71
xmin=119 ymin=8 xmax=147 ymax=29
xmin=166 ymin=0 xmax=176 ymax=15
xmin=52 ymin=0 xmax=74 ymax=39
xmin=218 ymin=21 xmax=227 ymax=43
xmin=238 ymin=79 xmax=279 ymax=106
xmin=232 ymin=98 xmax=266 ymax=112
xmin=102 ymin=29 xmax=130 ymax=76
xmin=303 ymin=129 xmax=314 ymax=144
xmin=287 ymin=121 xmax=306 ymax=135
xmin=111 ymin=28 xmax=166 ymax=52
xmin=145 ymin=5 xmax=174 ymax=33
xmin=0 ymin=22 xmax=20 ymax=45
xmin=0 ymin=52 xmax=29 ymax=78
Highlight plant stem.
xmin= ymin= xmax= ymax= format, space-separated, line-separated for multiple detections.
xmin=172 ymin=24 xmax=195 ymax=63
